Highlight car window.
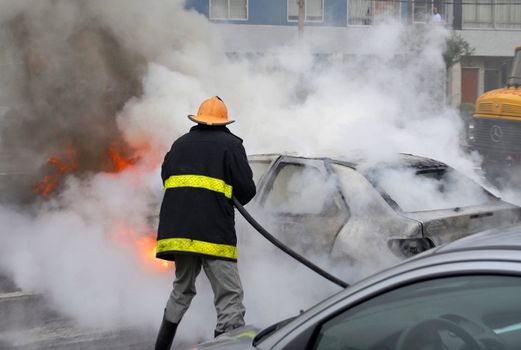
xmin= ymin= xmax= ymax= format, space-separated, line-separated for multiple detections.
xmin=312 ymin=275 xmax=521 ymax=350
xmin=249 ymin=160 xmax=272 ymax=185
xmin=332 ymin=164 xmax=391 ymax=216
xmin=366 ymin=167 xmax=495 ymax=212
xmin=263 ymin=162 xmax=341 ymax=215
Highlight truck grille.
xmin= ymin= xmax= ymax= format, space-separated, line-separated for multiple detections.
xmin=501 ymin=104 xmax=521 ymax=116
xmin=478 ymin=102 xmax=494 ymax=114
xmin=471 ymin=118 xmax=521 ymax=161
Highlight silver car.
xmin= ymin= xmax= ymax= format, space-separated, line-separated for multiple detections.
xmin=247 ymin=153 xmax=521 ymax=261
xmin=193 ymin=224 xmax=521 ymax=350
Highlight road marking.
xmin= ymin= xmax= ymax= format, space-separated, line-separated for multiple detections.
xmin=0 ymin=291 xmax=36 ymax=300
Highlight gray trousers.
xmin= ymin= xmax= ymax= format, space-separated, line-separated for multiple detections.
xmin=164 ymin=254 xmax=246 ymax=334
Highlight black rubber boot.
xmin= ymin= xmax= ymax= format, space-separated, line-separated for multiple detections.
xmin=214 ymin=330 xmax=224 ymax=338
xmin=155 ymin=314 xmax=178 ymax=350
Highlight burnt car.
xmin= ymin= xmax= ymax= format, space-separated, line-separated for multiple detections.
xmin=246 ymin=153 xmax=521 ymax=261
xmin=193 ymin=224 xmax=521 ymax=350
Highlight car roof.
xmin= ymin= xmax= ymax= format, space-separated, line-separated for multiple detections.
xmin=248 ymin=152 xmax=448 ymax=170
xmin=432 ymin=223 xmax=521 ymax=253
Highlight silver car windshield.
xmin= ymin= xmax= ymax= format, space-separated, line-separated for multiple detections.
xmin=365 ymin=167 xmax=495 ymax=212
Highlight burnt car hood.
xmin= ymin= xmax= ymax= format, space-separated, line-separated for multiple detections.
xmin=404 ymin=201 xmax=521 ymax=246
xmin=193 ymin=325 xmax=260 ymax=350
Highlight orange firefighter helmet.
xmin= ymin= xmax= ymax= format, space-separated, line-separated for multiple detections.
xmin=188 ymin=96 xmax=235 ymax=126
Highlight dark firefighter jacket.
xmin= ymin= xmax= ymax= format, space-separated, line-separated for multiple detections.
xmin=156 ymin=124 xmax=256 ymax=261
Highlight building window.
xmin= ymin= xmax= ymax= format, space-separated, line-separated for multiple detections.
xmin=463 ymin=0 xmax=521 ymax=29
xmin=288 ymin=0 xmax=324 ymax=22
xmin=462 ymin=0 xmax=493 ymax=28
xmin=494 ymin=0 xmax=521 ymax=29
xmin=484 ymin=69 xmax=500 ymax=92
xmin=413 ymin=0 xmax=429 ymax=22
xmin=348 ymin=0 xmax=400 ymax=25
xmin=413 ymin=0 xmax=446 ymax=22
xmin=209 ymin=0 xmax=248 ymax=20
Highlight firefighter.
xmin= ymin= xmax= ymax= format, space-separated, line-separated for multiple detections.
xmin=154 ymin=96 xmax=256 ymax=349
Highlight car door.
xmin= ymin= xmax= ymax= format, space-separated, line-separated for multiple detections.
xmin=254 ymin=156 xmax=349 ymax=256
xmin=330 ymin=162 xmax=422 ymax=263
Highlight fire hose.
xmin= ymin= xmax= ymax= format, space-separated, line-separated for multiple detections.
xmin=232 ymin=197 xmax=349 ymax=289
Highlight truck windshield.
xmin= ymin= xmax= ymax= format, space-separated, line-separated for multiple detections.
xmin=507 ymin=49 xmax=521 ymax=86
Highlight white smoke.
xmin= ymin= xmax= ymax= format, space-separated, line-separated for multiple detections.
xmin=0 ymin=0 xmax=505 ymax=349
xmin=372 ymin=167 xmax=491 ymax=212
xmin=0 ymin=165 xmax=170 ymax=329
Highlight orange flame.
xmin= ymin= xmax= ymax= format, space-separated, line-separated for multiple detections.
xmin=34 ymin=175 xmax=58 ymax=197
xmin=34 ymin=144 xmax=167 ymax=272
xmin=34 ymin=145 xmax=140 ymax=196
xmin=108 ymin=146 xmax=138 ymax=173
xmin=112 ymin=221 xmax=172 ymax=272
xmin=135 ymin=235 xmax=172 ymax=270
xmin=34 ymin=147 xmax=77 ymax=196
xmin=105 ymin=149 xmax=167 ymax=271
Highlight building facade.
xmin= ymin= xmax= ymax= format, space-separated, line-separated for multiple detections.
xmin=186 ymin=0 xmax=521 ymax=108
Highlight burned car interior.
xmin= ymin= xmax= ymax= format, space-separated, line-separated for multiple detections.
xmin=364 ymin=163 xmax=498 ymax=213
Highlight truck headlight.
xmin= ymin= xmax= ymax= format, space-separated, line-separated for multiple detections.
xmin=467 ymin=121 xmax=475 ymax=142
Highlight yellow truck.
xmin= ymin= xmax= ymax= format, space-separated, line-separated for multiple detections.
xmin=468 ymin=46 xmax=521 ymax=184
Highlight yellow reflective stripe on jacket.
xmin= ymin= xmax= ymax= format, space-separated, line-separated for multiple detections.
xmin=164 ymin=175 xmax=233 ymax=199
xmin=156 ymin=238 xmax=238 ymax=260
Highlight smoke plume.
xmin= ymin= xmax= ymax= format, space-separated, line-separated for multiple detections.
xmin=0 ymin=0 xmax=502 ymax=348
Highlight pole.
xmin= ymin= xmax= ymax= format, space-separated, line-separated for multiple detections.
xmin=298 ymin=0 xmax=305 ymax=39
xmin=453 ymin=0 xmax=462 ymax=30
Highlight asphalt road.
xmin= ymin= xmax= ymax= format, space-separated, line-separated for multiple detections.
xmin=0 ymin=273 xmax=156 ymax=349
